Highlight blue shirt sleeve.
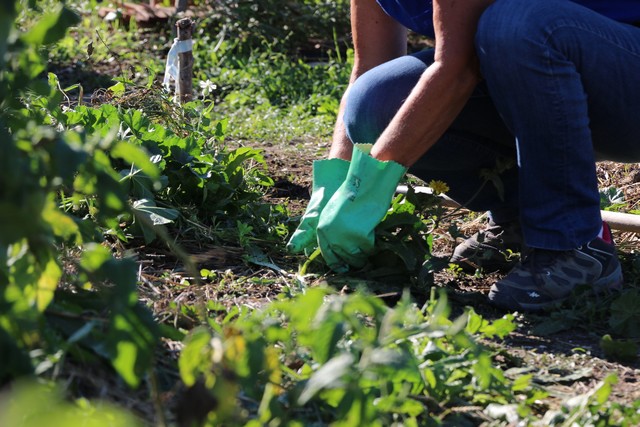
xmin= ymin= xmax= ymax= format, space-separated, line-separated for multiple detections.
xmin=375 ymin=0 xmax=435 ymax=38
xmin=375 ymin=0 xmax=640 ymax=40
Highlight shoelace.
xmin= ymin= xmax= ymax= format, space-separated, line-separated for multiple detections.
xmin=520 ymin=248 xmax=569 ymax=282
xmin=483 ymin=224 xmax=505 ymax=240
xmin=483 ymin=221 xmax=522 ymax=246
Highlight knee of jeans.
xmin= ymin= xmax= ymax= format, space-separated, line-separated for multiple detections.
xmin=344 ymin=53 xmax=433 ymax=144
xmin=343 ymin=74 xmax=389 ymax=145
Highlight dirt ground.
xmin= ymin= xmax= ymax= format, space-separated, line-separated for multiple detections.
xmin=250 ymin=136 xmax=640 ymax=409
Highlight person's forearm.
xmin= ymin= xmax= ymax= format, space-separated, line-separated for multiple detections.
xmin=328 ymin=61 xmax=480 ymax=165
xmin=327 ymin=0 xmax=406 ymax=163
xmin=327 ymin=86 xmax=355 ymax=161
xmin=370 ymin=61 xmax=480 ymax=167
xmin=328 ymin=118 xmax=354 ymax=161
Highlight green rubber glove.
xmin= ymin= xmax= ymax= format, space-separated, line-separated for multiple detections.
xmin=286 ymin=158 xmax=350 ymax=254
xmin=317 ymin=144 xmax=407 ymax=272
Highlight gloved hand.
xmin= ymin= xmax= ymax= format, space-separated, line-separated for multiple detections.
xmin=317 ymin=144 xmax=407 ymax=272
xmin=286 ymin=158 xmax=350 ymax=254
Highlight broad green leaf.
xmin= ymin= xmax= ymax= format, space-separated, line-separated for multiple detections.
xmin=79 ymin=244 xmax=112 ymax=273
xmin=472 ymin=353 xmax=494 ymax=390
xmin=158 ymin=323 xmax=186 ymax=341
xmin=309 ymin=313 xmax=345 ymax=364
xmin=107 ymin=304 xmax=159 ymax=389
xmin=45 ymin=73 xmax=64 ymax=113
xmin=108 ymin=82 xmax=126 ymax=97
xmin=35 ymin=254 xmax=61 ymax=311
xmin=599 ymin=334 xmax=639 ymax=363
xmin=465 ymin=308 xmax=484 ymax=335
xmin=367 ymin=347 xmax=408 ymax=368
xmin=111 ymin=331 xmax=139 ymax=387
xmin=374 ymin=395 xmax=425 ymax=417
xmin=0 ymin=381 xmax=141 ymax=426
xmin=42 ymin=198 xmax=80 ymax=242
xmin=280 ymin=287 xmax=328 ymax=332
xmin=121 ymin=109 xmax=150 ymax=136
xmin=378 ymin=211 xmax=420 ymax=230
xmin=225 ymin=147 xmax=265 ymax=176
xmin=511 ymin=374 xmax=533 ymax=392
xmin=377 ymin=240 xmax=418 ymax=270
xmin=297 ymin=353 xmax=354 ymax=405
xmin=422 ymin=367 xmax=437 ymax=389
xmin=478 ymin=314 xmax=516 ymax=339
xmin=593 ymin=375 xmax=617 ymax=405
xmin=21 ymin=5 xmax=79 ymax=46
xmin=132 ymin=199 xmax=179 ymax=243
xmin=47 ymin=135 xmax=88 ymax=183
xmin=95 ymin=170 xmax=128 ymax=216
xmin=112 ymin=141 xmax=160 ymax=179
xmin=179 ymin=327 xmax=213 ymax=387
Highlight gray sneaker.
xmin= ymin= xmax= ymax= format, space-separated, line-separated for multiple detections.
xmin=450 ymin=220 xmax=523 ymax=272
xmin=489 ymin=222 xmax=623 ymax=311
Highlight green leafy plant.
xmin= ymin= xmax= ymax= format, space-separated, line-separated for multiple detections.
xmin=176 ymin=288 xmax=530 ymax=425
xmin=174 ymin=286 xmax=640 ymax=425
xmin=1 ymin=0 xmax=292 ymax=396
xmin=542 ymin=375 xmax=640 ymax=427
xmin=600 ymin=186 xmax=626 ymax=211
xmin=0 ymin=0 xmax=162 ymax=388
xmin=195 ymin=0 xmax=350 ymax=55
xmin=0 ymin=380 xmax=141 ymax=427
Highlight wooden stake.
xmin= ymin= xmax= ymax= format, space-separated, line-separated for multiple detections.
xmin=397 ymin=185 xmax=640 ymax=233
xmin=175 ymin=0 xmax=188 ymax=13
xmin=176 ymin=18 xmax=193 ymax=103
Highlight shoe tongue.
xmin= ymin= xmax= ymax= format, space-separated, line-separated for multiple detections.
xmin=601 ymin=223 xmax=612 ymax=244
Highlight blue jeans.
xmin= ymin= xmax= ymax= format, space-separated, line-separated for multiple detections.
xmin=343 ymin=0 xmax=640 ymax=250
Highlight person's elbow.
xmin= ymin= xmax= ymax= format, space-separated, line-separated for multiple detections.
xmin=433 ymin=55 xmax=483 ymax=91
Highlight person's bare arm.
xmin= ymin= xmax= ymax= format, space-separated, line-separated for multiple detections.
xmin=369 ymin=0 xmax=494 ymax=166
xmin=328 ymin=0 xmax=406 ymax=160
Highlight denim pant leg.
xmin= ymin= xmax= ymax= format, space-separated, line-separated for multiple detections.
xmin=477 ymin=0 xmax=640 ymax=250
xmin=343 ymin=49 xmax=519 ymax=223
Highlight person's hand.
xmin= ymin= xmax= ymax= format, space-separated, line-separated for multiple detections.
xmin=286 ymin=158 xmax=350 ymax=255
xmin=317 ymin=144 xmax=407 ymax=272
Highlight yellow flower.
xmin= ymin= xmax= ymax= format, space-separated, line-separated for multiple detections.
xmin=428 ymin=180 xmax=449 ymax=195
